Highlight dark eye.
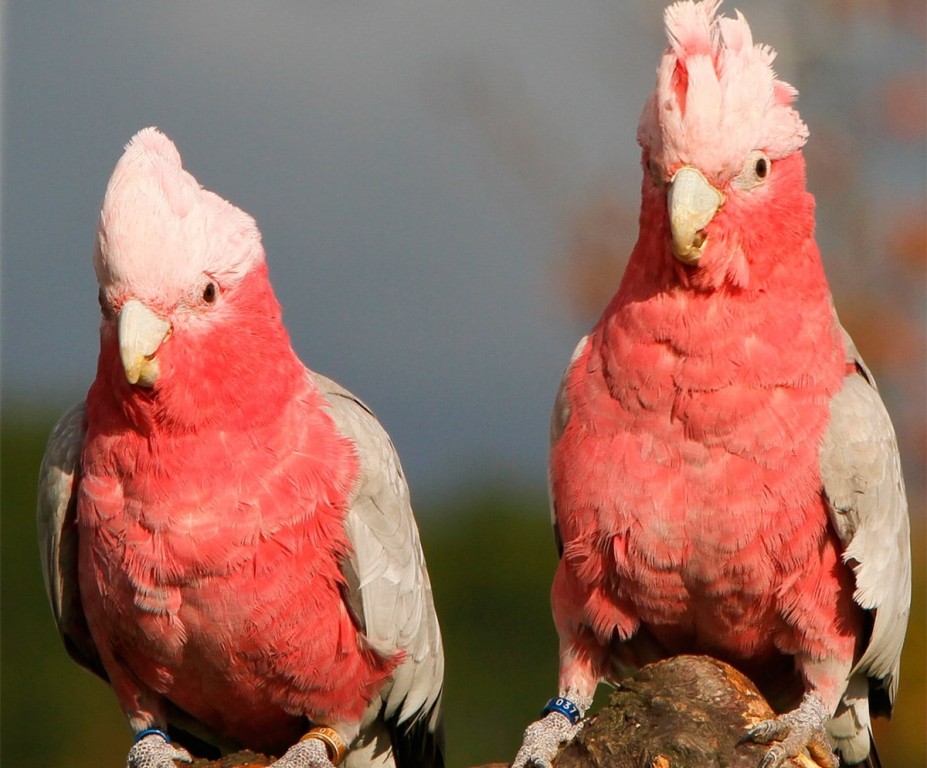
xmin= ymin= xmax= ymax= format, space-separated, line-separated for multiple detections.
xmin=735 ymin=151 xmax=771 ymax=190
xmin=202 ymin=282 xmax=217 ymax=304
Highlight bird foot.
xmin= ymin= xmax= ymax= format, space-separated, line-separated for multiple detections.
xmin=267 ymin=738 xmax=336 ymax=768
xmin=511 ymin=710 xmax=583 ymax=768
xmin=126 ymin=732 xmax=192 ymax=768
xmin=742 ymin=693 xmax=838 ymax=768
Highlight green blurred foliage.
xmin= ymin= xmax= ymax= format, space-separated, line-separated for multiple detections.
xmin=418 ymin=484 xmax=567 ymax=767
xmin=2 ymin=411 xmax=924 ymax=767
xmin=1 ymin=411 xmax=128 ymax=768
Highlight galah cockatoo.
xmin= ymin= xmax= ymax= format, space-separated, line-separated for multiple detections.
xmin=513 ymin=3 xmax=910 ymax=767
xmin=37 ymin=127 xmax=445 ymax=768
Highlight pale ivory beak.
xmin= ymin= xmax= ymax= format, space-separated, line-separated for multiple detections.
xmin=667 ymin=166 xmax=724 ymax=264
xmin=117 ymin=299 xmax=171 ymax=387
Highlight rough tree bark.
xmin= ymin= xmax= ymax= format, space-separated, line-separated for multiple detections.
xmin=189 ymin=656 xmax=818 ymax=768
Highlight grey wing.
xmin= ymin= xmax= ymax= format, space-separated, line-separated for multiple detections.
xmin=311 ymin=373 xmax=444 ymax=761
xmin=549 ymin=336 xmax=590 ymax=555
xmin=821 ymin=325 xmax=911 ymax=714
xmin=36 ymin=401 xmax=105 ymax=680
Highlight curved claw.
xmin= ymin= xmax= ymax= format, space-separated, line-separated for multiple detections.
xmin=267 ymin=738 xmax=336 ymax=768
xmin=742 ymin=694 xmax=838 ymax=768
xmin=742 ymin=718 xmax=790 ymax=746
xmin=126 ymin=733 xmax=192 ymax=768
xmin=512 ymin=711 xmax=582 ymax=768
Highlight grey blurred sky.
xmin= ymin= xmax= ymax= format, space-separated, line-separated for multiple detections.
xmin=3 ymin=1 xmax=924 ymax=499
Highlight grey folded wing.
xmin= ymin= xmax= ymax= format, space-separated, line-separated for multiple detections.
xmin=312 ymin=373 xmax=445 ymax=736
xmin=821 ymin=326 xmax=911 ymax=713
xmin=35 ymin=401 xmax=106 ymax=680
xmin=549 ymin=335 xmax=590 ymax=556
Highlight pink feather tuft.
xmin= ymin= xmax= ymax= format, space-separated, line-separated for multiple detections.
xmin=664 ymin=0 xmax=721 ymax=59
xmin=638 ymin=1 xmax=808 ymax=180
xmin=94 ymin=127 xmax=263 ymax=311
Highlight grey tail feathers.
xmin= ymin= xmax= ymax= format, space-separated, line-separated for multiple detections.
xmin=841 ymin=732 xmax=881 ymax=768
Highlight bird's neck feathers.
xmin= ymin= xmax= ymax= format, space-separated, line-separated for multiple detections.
xmin=577 ymin=4 xmax=842 ymax=397
xmin=90 ymin=265 xmax=306 ymax=436
xmin=598 ymin=159 xmax=839 ymax=383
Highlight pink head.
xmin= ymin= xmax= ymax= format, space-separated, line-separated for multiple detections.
xmin=629 ymin=1 xmax=816 ymax=288
xmin=94 ymin=127 xmax=264 ymax=311
xmin=89 ymin=129 xmax=298 ymax=429
xmin=638 ymin=0 xmax=807 ymax=181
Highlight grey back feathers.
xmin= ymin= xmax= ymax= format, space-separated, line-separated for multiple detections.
xmin=820 ymin=324 xmax=910 ymax=764
xmin=313 ymin=373 xmax=445 ymax=768
xmin=36 ymin=401 xmax=107 ymax=681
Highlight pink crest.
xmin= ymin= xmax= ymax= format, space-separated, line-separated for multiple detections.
xmin=94 ymin=127 xmax=263 ymax=306
xmin=638 ymin=1 xmax=808 ymax=180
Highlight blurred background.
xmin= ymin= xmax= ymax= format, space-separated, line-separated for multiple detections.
xmin=2 ymin=1 xmax=924 ymax=766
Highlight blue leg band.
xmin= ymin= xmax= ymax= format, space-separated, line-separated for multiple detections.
xmin=543 ymin=696 xmax=581 ymax=725
xmin=134 ymin=728 xmax=171 ymax=744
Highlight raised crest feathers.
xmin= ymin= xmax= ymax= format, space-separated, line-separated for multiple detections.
xmin=639 ymin=1 xmax=808 ymax=179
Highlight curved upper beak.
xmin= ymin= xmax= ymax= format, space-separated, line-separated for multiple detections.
xmin=667 ymin=166 xmax=724 ymax=265
xmin=117 ymin=299 xmax=171 ymax=387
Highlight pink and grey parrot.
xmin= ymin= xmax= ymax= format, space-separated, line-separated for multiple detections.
xmin=37 ymin=128 xmax=444 ymax=768
xmin=513 ymin=3 xmax=910 ymax=767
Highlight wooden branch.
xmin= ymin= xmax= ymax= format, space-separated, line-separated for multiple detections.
xmin=190 ymin=752 xmax=271 ymax=768
xmin=550 ymin=656 xmax=813 ymax=768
